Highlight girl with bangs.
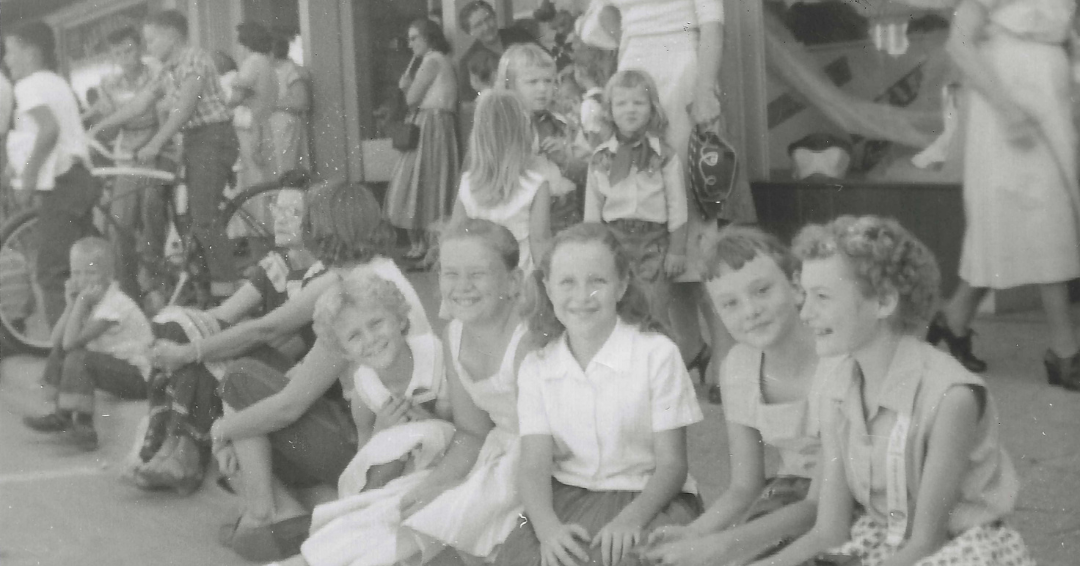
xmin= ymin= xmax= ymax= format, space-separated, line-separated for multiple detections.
xmin=451 ymin=89 xmax=551 ymax=275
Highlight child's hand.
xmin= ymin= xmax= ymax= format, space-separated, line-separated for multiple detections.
xmin=213 ymin=439 xmax=238 ymax=476
xmin=592 ymin=518 xmax=642 ymax=566
xmin=664 ymin=253 xmax=686 ymax=278
xmin=646 ymin=524 xmax=694 ymax=546
xmin=538 ymin=522 xmax=591 ymax=566
xmin=65 ymin=279 xmax=82 ymax=303
xmin=79 ymin=283 xmax=107 ymax=304
xmin=540 ymin=137 xmax=569 ymax=163
xmin=373 ymin=395 xmax=412 ymax=433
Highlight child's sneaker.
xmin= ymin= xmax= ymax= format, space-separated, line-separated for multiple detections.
xmin=66 ymin=415 xmax=99 ymax=451
xmin=23 ymin=411 xmax=72 ymax=433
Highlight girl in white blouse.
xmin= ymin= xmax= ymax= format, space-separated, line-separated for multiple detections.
xmin=498 ymin=222 xmax=703 ymax=566
xmin=646 ymin=225 xmax=826 ymax=565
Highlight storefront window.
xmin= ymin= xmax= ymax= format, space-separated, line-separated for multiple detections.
xmin=59 ymin=2 xmax=149 ymax=106
xmin=763 ymin=0 xmax=955 ymax=183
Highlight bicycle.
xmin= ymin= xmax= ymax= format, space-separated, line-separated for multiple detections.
xmin=0 ymin=139 xmax=287 ymax=357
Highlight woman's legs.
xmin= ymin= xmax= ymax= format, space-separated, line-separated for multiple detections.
xmin=1040 ymin=282 xmax=1078 ymax=358
xmin=942 ymin=280 xmax=989 ymax=335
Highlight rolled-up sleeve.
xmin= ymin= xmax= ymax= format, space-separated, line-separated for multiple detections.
xmin=517 ymin=352 xmax=553 ymax=436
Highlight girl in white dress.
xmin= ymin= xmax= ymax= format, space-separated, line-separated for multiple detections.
xmin=497 ymin=222 xmax=703 ymax=566
xmin=401 ymin=219 xmax=538 ymax=563
xmin=646 ymin=225 xmax=826 ymax=566
xmin=451 ymin=90 xmax=551 ymax=275
xmin=269 ymin=271 xmax=453 ymax=566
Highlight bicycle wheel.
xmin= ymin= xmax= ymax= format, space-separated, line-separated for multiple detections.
xmin=0 ymin=209 xmax=51 ymax=357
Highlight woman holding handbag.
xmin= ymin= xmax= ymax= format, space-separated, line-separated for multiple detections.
xmin=384 ymin=19 xmax=460 ymax=262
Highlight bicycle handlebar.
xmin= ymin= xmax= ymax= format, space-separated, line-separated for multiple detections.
xmin=85 ymin=136 xmax=176 ymax=182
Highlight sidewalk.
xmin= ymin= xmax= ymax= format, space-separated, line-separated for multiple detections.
xmin=1 ymin=304 xmax=1078 ymax=565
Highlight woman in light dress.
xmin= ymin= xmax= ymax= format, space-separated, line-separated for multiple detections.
xmin=931 ymin=0 xmax=1080 ymax=389
xmin=269 ymin=31 xmax=310 ymax=176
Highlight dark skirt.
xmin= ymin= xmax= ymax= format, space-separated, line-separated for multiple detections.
xmin=384 ymin=108 xmax=460 ymax=231
xmin=496 ymin=480 xmax=703 ymax=566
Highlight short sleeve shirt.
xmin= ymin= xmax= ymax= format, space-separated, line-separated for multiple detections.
xmin=155 ymin=47 xmax=231 ymax=130
xmin=86 ymin=282 xmax=154 ymax=379
xmin=718 ymin=344 xmax=830 ymax=479
xmin=584 ymin=134 xmax=688 ymax=230
xmin=517 ymin=318 xmax=703 ymax=492
xmin=9 ymin=71 xmax=90 ymax=188
xmin=243 ymin=251 xmax=327 ymax=352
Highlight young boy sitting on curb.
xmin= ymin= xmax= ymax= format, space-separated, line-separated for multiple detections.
xmin=23 ymin=237 xmax=153 ymax=451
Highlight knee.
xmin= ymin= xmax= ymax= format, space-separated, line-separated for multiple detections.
xmin=220 ymin=358 xmax=276 ymax=410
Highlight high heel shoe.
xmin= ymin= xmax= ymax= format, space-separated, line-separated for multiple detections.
xmin=926 ymin=312 xmax=987 ymax=373
xmin=1044 ymin=349 xmax=1080 ymax=391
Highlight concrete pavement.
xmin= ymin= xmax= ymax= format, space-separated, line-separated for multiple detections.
xmin=2 ymin=276 xmax=1079 ymax=565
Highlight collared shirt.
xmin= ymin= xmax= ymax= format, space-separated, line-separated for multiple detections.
xmin=154 ymin=46 xmax=231 ymax=130
xmin=719 ymin=344 xmax=835 ymax=479
xmin=583 ymin=134 xmax=688 ymax=231
xmin=518 ymin=318 xmax=703 ymax=492
xmin=825 ymin=336 xmax=1019 ymax=536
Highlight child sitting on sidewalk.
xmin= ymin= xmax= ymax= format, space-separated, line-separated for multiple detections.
xmin=23 ymin=237 xmax=153 ymax=451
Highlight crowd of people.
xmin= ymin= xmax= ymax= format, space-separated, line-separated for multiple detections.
xmin=1 ymin=0 xmax=1077 ymax=565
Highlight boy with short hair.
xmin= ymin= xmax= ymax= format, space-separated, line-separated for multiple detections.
xmin=23 ymin=237 xmax=153 ymax=451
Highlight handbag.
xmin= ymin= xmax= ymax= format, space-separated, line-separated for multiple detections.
xmin=389 ymin=122 xmax=420 ymax=152
xmin=687 ymin=119 xmax=738 ymax=220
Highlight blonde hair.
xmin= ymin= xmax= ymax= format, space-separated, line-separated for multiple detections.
xmin=495 ymin=43 xmax=555 ymax=92
xmin=312 ymin=271 xmax=412 ymax=352
xmin=70 ymin=237 xmax=115 ymax=278
xmin=603 ymin=69 xmax=668 ymax=137
xmin=466 ymin=90 xmax=535 ymax=207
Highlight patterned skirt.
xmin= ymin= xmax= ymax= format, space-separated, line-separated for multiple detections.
xmin=384 ymin=109 xmax=460 ymax=231
xmin=818 ymin=515 xmax=1035 ymax=566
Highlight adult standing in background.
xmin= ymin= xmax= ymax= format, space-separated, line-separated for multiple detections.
xmin=456 ymin=1 xmax=535 ymax=104
xmin=268 ymin=30 xmax=310 ymax=177
xmin=932 ymin=0 xmax=1080 ymax=388
xmin=600 ymin=0 xmax=737 ymax=392
xmin=86 ymin=27 xmax=168 ymax=302
xmin=91 ymin=11 xmax=240 ymax=299
xmin=384 ymin=19 xmax=460 ymax=262
xmin=230 ymin=21 xmax=278 ymax=198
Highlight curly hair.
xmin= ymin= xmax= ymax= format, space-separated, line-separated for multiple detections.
xmin=703 ymin=224 xmax=799 ymax=281
xmin=312 ymin=271 xmax=411 ymax=353
xmin=792 ymin=215 xmax=940 ymax=333
xmin=302 ymin=181 xmax=393 ymax=267
xmin=529 ymin=223 xmax=667 ymax=345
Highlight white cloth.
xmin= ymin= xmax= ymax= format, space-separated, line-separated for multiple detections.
xmin=517 ymin=318 xmax=703 ymax=493
xmin=580 ymin=87 xmax=606 ymax=136
xmin=718 ymin=344 xmax=832 ymax=479
xmin=7 ymin=71 xmax=89 ymax=190
xmin=609 ymin=0 xmax=723 ymax=39
xmin=458 ymin=169 xmax=546 ymax=274
xmin=303 ymin=333 xmax=455 ymax=566
xmin=404 ymin=321 xmax=529 ymax=559
xmin=86 ymin=283 xmax=153 ymax=379
xmin=959 ymin=0 xmax=1080 ymax=288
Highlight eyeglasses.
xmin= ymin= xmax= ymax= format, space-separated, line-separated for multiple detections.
xmin=271 ymin=205 xmax=303 ymax=219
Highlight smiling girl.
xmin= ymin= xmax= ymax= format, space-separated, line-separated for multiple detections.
xmin=754 ymin=216 xmax=1031 ymax=566
xmin=645 ymin=225 xmax=825 ymax=566
xmin=497 ymin=223 xmax=703 ymax=566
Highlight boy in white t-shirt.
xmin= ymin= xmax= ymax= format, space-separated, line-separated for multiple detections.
xmin=3 ymin=21 xmax=101 ymax=328
xmin=23 ymin=238 xmax=153 ymax=451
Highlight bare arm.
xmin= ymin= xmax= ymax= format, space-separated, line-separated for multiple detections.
xmin=205 ymin=282 xmax=264 ymax=324
xmin=608 ymin=428 xmax=689 ymax=531
xmin=61 ymin=290 xmax=116 ymax=351
xmin=139 ymin=74 xmax=202 ymax=158
xmin=879 ymin=387 xmax=982 ymax=566
xmin=691 ymin=422 xmax=768 ymax=534
xmin=213 ymin=336 xmax=350 ymax=440
xmin=691 ymin=21 xmax=723 ymax=125
xmin=19 ymin=106 xmax=59 ymax=191
xmin=89 ymin=87 xmax=158 ymax=136
xmin=528 ymin=182 xmax=553 ymax=267
xmin=748 ymin=413 xmax=855 ymax=566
